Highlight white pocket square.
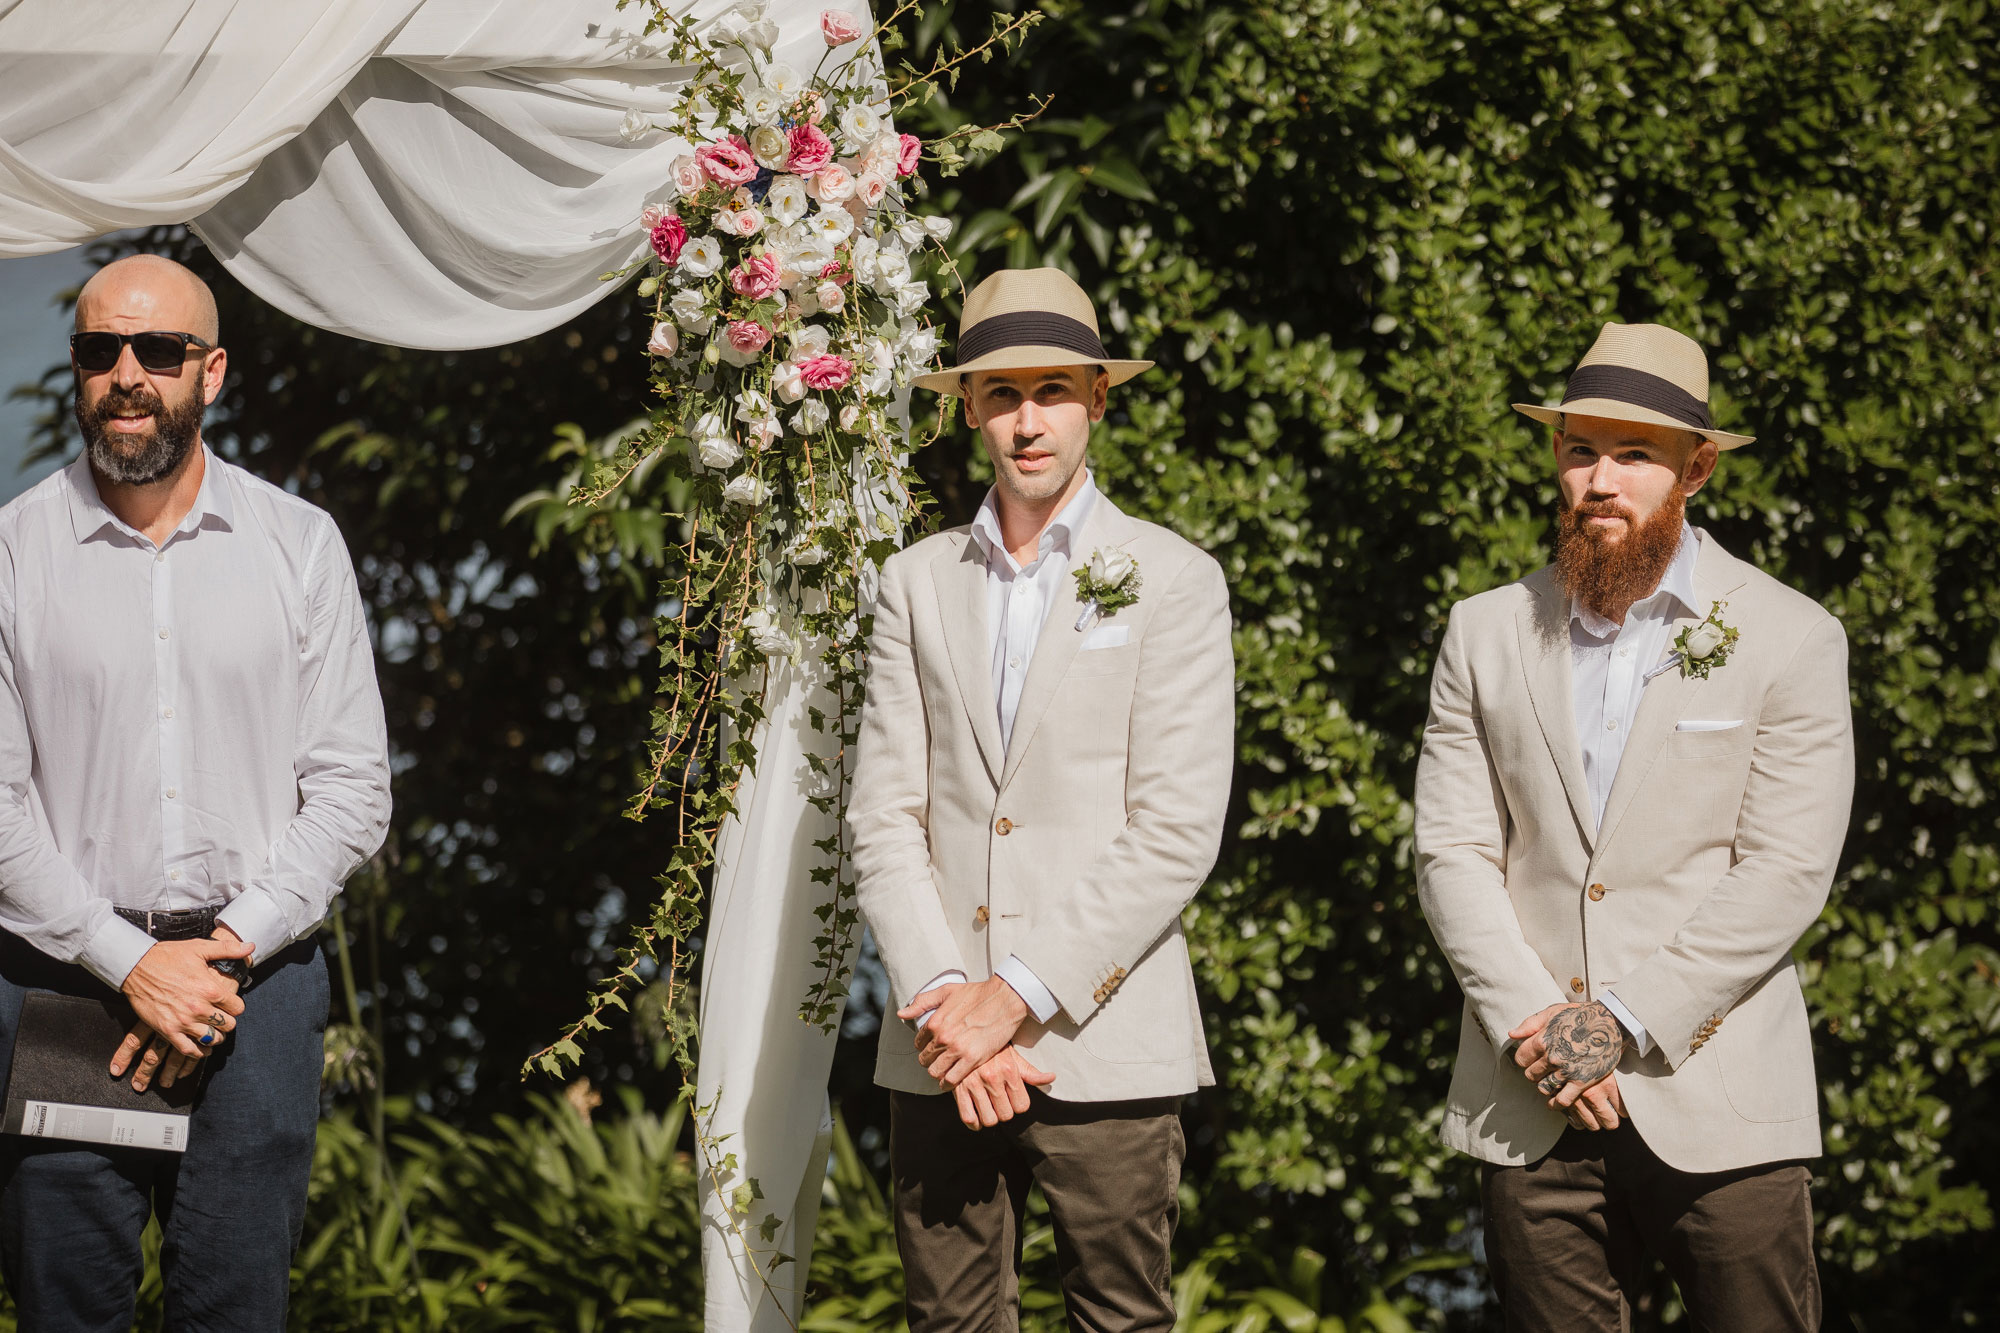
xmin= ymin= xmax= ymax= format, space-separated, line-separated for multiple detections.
xmin=1675 ymin=719 xmax=1744 ymax=732
xmin=1081 ymin=625 xmax=1129 ymax=651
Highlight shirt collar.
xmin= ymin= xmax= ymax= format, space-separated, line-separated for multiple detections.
xmin=970 ymin=470 xmax=1100 ymax=569
xmin=1570 ymin=522 xmax=1701 ymax=638
xmin=65 ymin=443 xmax=235 ymax=547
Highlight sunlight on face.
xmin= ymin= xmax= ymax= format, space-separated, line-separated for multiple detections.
xmin=963 ymin=365 xmax=1108 ymax=510
xmin=1554 ymin=414 xmax=1717 ymax=540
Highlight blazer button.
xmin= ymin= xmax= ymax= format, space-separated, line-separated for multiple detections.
xmin=975 ymin=906 xmax=990 ymax=924
xmin=1570 ymin=977 xmax=1585 ymax=994
xmin=995 ymin=817 xmax=1013 ymax=835
xmin=1588 ymin=883 xmax=1607 ymax=901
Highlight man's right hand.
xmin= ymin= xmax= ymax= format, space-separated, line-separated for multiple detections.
xmin=952 ymin=1047 xmax=1056 ymax=1130
xmin=1558 ymin=1071 xmax=1627 ymax=1132
xmin=112 ymin=937 xmax=251 ymax=1085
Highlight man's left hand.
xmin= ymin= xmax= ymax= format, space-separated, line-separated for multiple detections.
xmin=1513 ymin=1000 xmax=1626 ymax=1106
xmin=898 ymin=976 xmax=1029 ymax=1088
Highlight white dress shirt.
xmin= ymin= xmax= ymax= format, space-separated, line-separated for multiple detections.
xmin=1567 ymin=522 xmax=1701 ymax=1054
xmin=909 ymin=476 xmax=1102 ymax=1028
xmin=0 ymin=450 xmax=392 ymax=988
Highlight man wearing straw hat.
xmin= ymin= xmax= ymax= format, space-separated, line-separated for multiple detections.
xmin=1414 ymin=322 xmax=1853 ymax=1330
xmin=849 ymin=267 xmax=1235 ymax=1330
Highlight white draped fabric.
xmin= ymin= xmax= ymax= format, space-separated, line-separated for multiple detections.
xmin=0 ymin=1 xmax=869 ymax=1327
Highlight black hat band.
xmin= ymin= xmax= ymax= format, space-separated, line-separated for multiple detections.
xmin=954 ymin=311 xmax=1107 ymax=366
xmin=1562 ymin=364 xmax=1715 ymax=432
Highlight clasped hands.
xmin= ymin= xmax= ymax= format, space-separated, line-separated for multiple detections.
xmin=109 ymin=927 xmax=252 ymax=1094
xmin=898 ymin=976 xmax=1054 ymax=1130
xmin=1510 ymin=1000 xmax=1628 ymax=1132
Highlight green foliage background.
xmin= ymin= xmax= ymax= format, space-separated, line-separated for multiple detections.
xmin=5 ymin=1 xmax=1997 ymax=1328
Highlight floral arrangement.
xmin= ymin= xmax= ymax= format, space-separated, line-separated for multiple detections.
xmin=520 ymin=0 xmax=1041 ymax=1300
xmin=1672 ymin=599 xmax=1740 ymax=679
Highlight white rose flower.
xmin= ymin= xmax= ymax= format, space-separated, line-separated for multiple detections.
xmin=1090 ymin=548 xmax=1137 ymax=587
xmin=870 ymin=247 xmax=912 ymax=291
xmin=742 ymin=18 xmax=780 ymax=51
xmin=772 ymin=361 xmax=807 ymax=404
xmin=810 ymin=164 xmax=857 ymax=203
xmin=839 ymin=103 xmax=882 ymax=145
xmin=748 ymin=125 xmax=789 ymax=170
xmin=789 ymin=324 xmax=832 ymax=360
xmin=814 ymin=279 xmax=845 ymax=314
xmin=792 ymin=544 xmax=828 ymax=567
xmin=670 ymin=289 xmax=714 ymax=334
xmin=744 ymin=415 xmax=784 ymax=448
xmin=760 ymin=62 xmax=803 ymax=97
xmin=735 ymin=387 xmax=774 ymax=418
xmin=722 ymin=474 xmax=770 ymax=507
xmin=895 ymin=218 xmax=929 ymax=248
xmin=838 ymin=404 xmax=863 ymax=432
xmin=741 ymin=85 xmax=784 ymax=126
xmin=693 ymin=410 xmax=729 ymax=438
xmin=861 ymin=133 xmax=901 ymax=176
xmin=808 ymin=209 xmax=855 ymax=246
xmin=922 ymin=214 xmax=953 ymax=242
xmin=619 ymin=108 xmax=654 ymax=142
xmin=765 ymin=176 xmax=810 ymax=226
xmin=857 ymin=338 xmax=896 ymax=395
xmin=1685 ymin=622 xmax=1726 ymax=659
xmin=855 ymin=170 xmax=890 ymax=209
xmin=893 ymin=281 xmax=929 ymax=317
xmin=695 ymin=434 xmax=742 ymax=470
xmin=646 ymin=321 xmax=678 ymax=357
xmin=711 ymin=11 xmax=750 ymax=43
xmin=680 ymin=237 xmax=724 ymax=277
xmin=899 ymin=325 xmax=940 ymax=363
xmin=742 ymin=609 xmax=793 ymax=658
xmin=792 ymin=399 xmax=831 ymax=434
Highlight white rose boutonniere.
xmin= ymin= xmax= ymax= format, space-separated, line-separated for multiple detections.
xmin=1669 ymin=600 xmax=1740 ymax=680
xmin=1072 ymin=546 xmax=1142 ymax=631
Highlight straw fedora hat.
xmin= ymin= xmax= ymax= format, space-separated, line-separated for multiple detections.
xmin=1513 ymin=322 xmax=1754 ymax=449
xmin=912 ymin=267 xmax=1152 ymax=396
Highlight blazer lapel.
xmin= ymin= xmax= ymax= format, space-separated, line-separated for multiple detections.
xmin=1593 ymin=533 xmax=1752 ymax=852
xmin=932 ymin=534 xmax=1006 ymax=783
xmin=998 ymin=498 xmax=1126 ymax=790
xmin=1515 ymin=573 xmax=1596 ymax=851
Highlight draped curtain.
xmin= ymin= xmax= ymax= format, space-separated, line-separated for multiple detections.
xmin=0 ymin=2 xmax=866 ymax=1326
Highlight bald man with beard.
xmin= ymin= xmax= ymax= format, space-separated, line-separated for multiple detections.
xmin=0 ymin=255 xmax=390 ymax=1331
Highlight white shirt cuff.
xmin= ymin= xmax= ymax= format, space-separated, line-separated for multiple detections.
xmin=994 ymin=954 xmax=1059 ymax=1024
xmin=79 ymin=914 xmax=159 ymax=992
xmin=911 ymin=970 xmax=966 ymax=1030
xmin=1600 ymin=990 xmax=1653 ymax=1057
xmin=215 ymin=889 xmax=295 ymax=968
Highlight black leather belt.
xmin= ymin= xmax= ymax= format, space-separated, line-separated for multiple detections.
xmin=115 ymin=905 xmax=221 ymax=942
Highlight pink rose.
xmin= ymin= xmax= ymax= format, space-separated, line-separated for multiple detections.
xmin=646 ymin=321 xmax=678 ymax=357
xmin=896 ymin=133 xmax=921 ymax=177
xmin=855 ymin=171 xmax=890 ymax=209
xmin=650 ymin=215 xmax=687 ymax=266
xmin=820 ymin=8 xmax=864 ymax=45
xmin=799 ymin=354 xmax=854 ymax=391
xmin=729 ymin=252 xmax=783 ymax=301
xmin=820 ymin=262 xmax=850 ymax=285
xmin=715 ymin=208 xmax=764 ymax=238
xmin=640 ymin=202 xmax=670 ymax=230
xmin=696 ymin=136 xmax=759 ymax=186
xmin=786 ymin=124 xmax=835 ymax=176
xmin=809 ymin=163 xmax=856 ymax=203
xmin=669 ymin=155 xmax=706 ymax=197
xmin=726 ymin=320 xmax=773 ymax=357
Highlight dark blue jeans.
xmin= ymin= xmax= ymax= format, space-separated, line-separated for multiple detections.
xmin=0 ymin=930 xmax=328 ymax=1332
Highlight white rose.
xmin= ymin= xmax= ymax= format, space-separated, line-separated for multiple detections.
xmin=895 ymin=218 xmax=929 ymax=248
xmin=680 ymin=237 xmax=724 ymax=277
xmin=792 ymin=544 xmax=828 ymax=567
xmin=741 ymin=85 xmax=783 ymax=126
xmin=899 ymin=324 xmax=940 ymax=363
xmin=838 ymin=404 xmax=863 ymax=432
xmin=760 ymin=61 xmax=803 ymax=97
xmin=711 ymin=11 xmax=750 ymax=43
xmin=792 ymin=399 xmax=831 ymax=435
xmin=742 ymin=608 xmax=793 ymax=658
xmin=839 ymin=103 xmax=882 ymax=145
xmin=922 ymin=215 xmax=953 ymax=242
xmin=772 ymin=361 xmax=807 ymax=404
xmin=619 ymin=108 xmax=655 ymax=142
xmin=722 ymin=474 xmax=769 ymax=507
xmin=646 ymin=321 xmax=678 ymax=357
xmin=814 ymin=279 xmax=845 ymax=314
xmin=1090 ymin=548 xmax=1136 ymax=587
xmin=695 ymin=434 xmax=742 ymax=470
xmin=742 ymin=18 xmax=780 ymax=51
xmin=748 ymin=125 xmax=789 ymax=170
xmin=893 ymin=281 xmax=929 ymax=317
xmin=861 ymin=133 xmax=901 ymax=176
xmin=744 ymin=415 xmax=784 ymax=448
xmin=692 ymin=410 xmax=728 ymax=438
xmin=789 ymin=324 xmax=832 ymax=360
xmin=808 ymin=208 xmax=854 ymax=246
xmin=1684 ymin=622 xmax=1726 ymax=659
xmin=671 ymin=289 xmax=714 ymax=334
xmin=735 ymin=387 xmax=774 ymax=418
xmin=765 ymin=176 xmax=810 ymax=226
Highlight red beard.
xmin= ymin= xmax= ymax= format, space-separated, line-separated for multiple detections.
xmin=1554 ymin=485 xmax=1687 ymax=620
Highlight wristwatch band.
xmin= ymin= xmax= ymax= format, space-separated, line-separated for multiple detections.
xmin=208 ymin=956 xmax=252 ymax=990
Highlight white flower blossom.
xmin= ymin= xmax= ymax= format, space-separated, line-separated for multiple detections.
xmin=646 ymin=321 xmax=678 ymax=356
xmin=792 ymin=544 xmax=828 ymax=567
xmin=735 ymin=387 xmax=774 ymax=418
xmin=895 ymin=218 xmax=929 ymax=248
xmin=1685 ymin=622 xmax=1726 ymax=659
xmin=838 ymin=404 xmax=863 ymax=432
xmin=619 ymin=108 xmax=655 ymax=142
xmin=814 ymin=279 xmax=845 ymax=314
xmin=680 ymin=237 xmax=724 ymax=277
xmin=748 ymin=125 xmax=789 ymax=170
xmin=772 ymin=361 xmax=807 ymax=404
xmin=788 ymin=324 xmax=832 ymax=360
xmin=695 ymin=434 xmax=742 ymax=470
xmin=760 ymin=62 xmax=803 ymax=97
xmin=671 ymin=289 xmax=715 ymax=334
xmin=922 ymin=215 xmax=953 ymax=242
xmin=1089 ymin=548 xmax=1137 ymax=587
xmin=741 ymin=85 xmax=784 ymax=126
xmin=765 ymin=176 xmax=810 ymax=226
xmin=898 ymin=324 xmax=940 ymax=364
xmin=792 ymin=399 xmax=831 ymax=435
xmin=744 ymin=415 xmax=784 ymax=448
xmin=722 ymin=474 xmax=770 ymax=507
xmin=808 ymin=208 xmax=855 ymax=246
xmin=742 ymin=608 xmax=794 ymax=658
xmin=856 ymin=338 xmax=896 ymax=395
xmin=839 ymin=103 xmax=882 ymax=146
xmin=693 ymin=410 xmax=729 ymax=439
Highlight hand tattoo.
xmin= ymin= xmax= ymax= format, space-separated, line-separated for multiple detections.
xmin=1543 ymin=1001 xmax=1624 ymax=1088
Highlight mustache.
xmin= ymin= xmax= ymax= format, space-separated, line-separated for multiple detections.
xmin=87 ymin=386 xmax=167 ymax=420
xmin=1566 ymin=498 xmax=1636 ymax=523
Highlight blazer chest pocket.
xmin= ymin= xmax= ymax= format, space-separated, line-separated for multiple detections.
xmin=1665 ymin=718 xmax=1755 ymax=759
xmin=1067 ymin=639 xmax=1138 ymax=678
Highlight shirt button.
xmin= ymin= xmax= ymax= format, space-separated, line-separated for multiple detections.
xmin=154 ymin=553 xmax=166 ymax=565
xmin=157 ymin=627 xmax=170 ymax=640
xmin=1008 ymin=657 xmax=1022 ymax=669
xmin=1618 ymin=647 xmax=1630 ymax=658
xmin=161 ymin=707 xmax=174 ymax=719
xmin=169 ymin=869 xmax=183 ymax=882
xmin=165 ymin=788 xmax=177 ymax=799
xmin=1606 ymin=718 xmax=1618 ymax=731
xmin=1015 ymin=585 xmax=1027 ymax=596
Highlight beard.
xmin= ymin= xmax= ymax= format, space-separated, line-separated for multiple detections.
xmin=75 ymin=380 xmax=204 ymax=486
xmin=1554 ymin=484 xmax=1688 ymax=619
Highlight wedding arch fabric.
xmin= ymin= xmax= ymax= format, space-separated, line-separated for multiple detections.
xmin=0 ymin=2 xmax=873 ymax=1329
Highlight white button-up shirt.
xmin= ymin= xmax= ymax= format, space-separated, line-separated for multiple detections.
xmin=0 ymin=450 xmax=392 ymax=987
xmin=1567 ymin=522 xmax=1701 ymax=1054
xmin=912 ymin=475 xmax=1102 ymax=1027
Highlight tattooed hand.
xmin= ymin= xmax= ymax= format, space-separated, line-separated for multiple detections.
xmin=1511 ymin=1001 xmax=1626 ymax=1106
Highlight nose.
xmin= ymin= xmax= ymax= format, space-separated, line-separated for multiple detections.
xmin=1015 ymin=398 xmax=1044 ymax=435
xmin=1585 ymin=454 xmax=1620 ymax=496
xmin=109 ymin=343 xmax=149 ymax=393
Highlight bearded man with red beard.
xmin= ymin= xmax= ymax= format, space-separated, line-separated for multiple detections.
xmin=1414 ymin=323 xmax=1854 ymax=1332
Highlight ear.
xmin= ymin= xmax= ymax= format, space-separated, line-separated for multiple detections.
xmin=962 ymin=392 xmax=982 ymax=431
xmin=1550 ymin=427 xmax=1565 ymax=467
xmin=1088 ymin=369 xmax=1109 ymax=422
xmin=1680 ymin=438 xmax=1720 ymax=497
xmin=200 ymin=346 xmax=228 ymax=407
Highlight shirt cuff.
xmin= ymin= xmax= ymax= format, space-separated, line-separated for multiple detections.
xmin=994 ymin=954 xmax=1059 ymax=1025
xmin=215 ymin=889 xmax=295 ymax=968
xmin=1600 ymin=990 xmax=1653 ymax=1057
xmin=79 ymin=914 xmax=159 ymax=992
xmin=911 ymin=970 xmax=966 ymax=1030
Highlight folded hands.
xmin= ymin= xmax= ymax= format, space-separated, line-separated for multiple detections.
xmin=899 ymin=976 xmax=1054 ymax=1129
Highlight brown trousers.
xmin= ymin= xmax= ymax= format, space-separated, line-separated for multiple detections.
xmin=890 ymin=1090 xmax=1184 ymax=1333
xmin=1481 ymin=1125 xmax=1820 ymax=1332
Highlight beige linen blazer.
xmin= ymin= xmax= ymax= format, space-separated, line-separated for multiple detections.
xmin=849 ymin=494 xmax=1234 ymax=1102
xmin=1415 ymin=532 xmax=1854 ymax=1172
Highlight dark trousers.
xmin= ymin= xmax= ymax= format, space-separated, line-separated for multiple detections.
xmin=1481 ymin=1124 xmax=1820 ymax=1333
xmin=890 ymin=1089 xmax=1184 ymax=1333
xmin=0 ymin=931 xmax=329 ymax=1333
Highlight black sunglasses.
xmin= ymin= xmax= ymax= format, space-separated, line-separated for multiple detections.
xmin=69 ymin=330 xmax=213 ymax=374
